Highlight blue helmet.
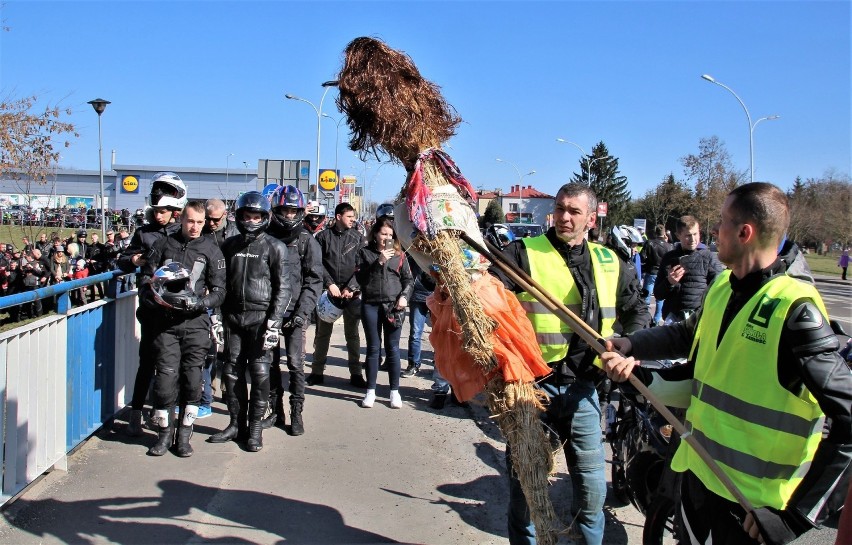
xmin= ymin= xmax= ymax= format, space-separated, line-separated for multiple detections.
xmin=270 ymin=185 xmax=306 ymax=230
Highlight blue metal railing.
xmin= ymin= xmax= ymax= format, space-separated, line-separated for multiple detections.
xmin=0 ymin=270 xmax=140 ymax=504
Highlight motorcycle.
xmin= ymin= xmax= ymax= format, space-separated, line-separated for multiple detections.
xmin=607 ymin=359 xmax=684 ymax=544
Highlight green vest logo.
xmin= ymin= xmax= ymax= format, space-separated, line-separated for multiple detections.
xmin=742 ymin=294 xmax=780 ymax=344
xmin=592 ymin=246 xmax=614 ymax=265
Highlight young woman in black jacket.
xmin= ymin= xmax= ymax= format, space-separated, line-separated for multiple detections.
xmin=352 ymin=216 xmax=413 ymax=408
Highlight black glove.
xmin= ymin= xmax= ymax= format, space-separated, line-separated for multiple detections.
xmin=174 ymin=294 xmax=205 ymax=314
xmin=290 ymin=315 xmax=305 ymax=329
xmin=751 ymin=507 xmax=800 ymax=545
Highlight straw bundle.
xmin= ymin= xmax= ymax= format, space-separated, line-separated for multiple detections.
xmin=336 ymin=36 xmax=557 ymax=544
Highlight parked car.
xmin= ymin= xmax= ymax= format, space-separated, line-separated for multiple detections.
xmin=505 ymin=222 xmax=544 ymax=238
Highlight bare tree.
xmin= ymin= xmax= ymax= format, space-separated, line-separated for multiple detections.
xmin=0 ymin=94 xmax=78 ymax=184
xmin=680 ymin=136 xmax=745 ymax=241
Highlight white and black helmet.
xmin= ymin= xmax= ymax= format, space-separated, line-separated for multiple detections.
xmin=149 ymin=262 xmax=199 ymax=311
xmin=150 ymin=172 xmax=188 ymax=210
xmin=316 ymin=291 xmax=344 ymax=323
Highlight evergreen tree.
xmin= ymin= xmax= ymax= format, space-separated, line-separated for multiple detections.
xmin=481 ymin=198 xmax=506 ymax=227
xmin=574 ymin=142 xmax=631 ymax=225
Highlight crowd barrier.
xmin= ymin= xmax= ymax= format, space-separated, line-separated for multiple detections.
xmin=0 ymin=271 xmax=140 ymax=505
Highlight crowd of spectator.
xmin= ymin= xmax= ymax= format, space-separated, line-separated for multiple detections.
xmin=0 ymin=227 xmax=133 ymax=322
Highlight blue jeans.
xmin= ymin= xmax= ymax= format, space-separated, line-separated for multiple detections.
xmin=407 ymin=300 xmax=430 ymax=368
xmin=507 ymin=379 xmax=606 ymax=545
xmin=361 ymin=302 xmax=403 ymax=391
xmin=643 ymin=272 xmax=663 ymax=323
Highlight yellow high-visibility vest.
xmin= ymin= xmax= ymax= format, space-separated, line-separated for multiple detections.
xmin=517 ymin=237 xmax=619 ymax=363
xmin=673 ymin=270 xmax=827 ymax=509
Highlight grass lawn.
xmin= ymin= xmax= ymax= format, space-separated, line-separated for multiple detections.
xmin=0 ymin=224 xmax=89 ymax=248
xmin=804 ymin=252 xmax=846 ymax=277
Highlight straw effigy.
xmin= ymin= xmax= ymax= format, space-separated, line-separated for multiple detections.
xmin=336 ymin=37 xmax=559 ymax=544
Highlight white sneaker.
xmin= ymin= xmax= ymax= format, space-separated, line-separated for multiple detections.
xmin=389 ymin=390 xmax=402 ymax=409
xmin=361 ymin=389 xmax=376 ymax=408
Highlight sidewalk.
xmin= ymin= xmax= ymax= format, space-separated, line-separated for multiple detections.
xmin=0 ymin=317 xmax=837 ymax=544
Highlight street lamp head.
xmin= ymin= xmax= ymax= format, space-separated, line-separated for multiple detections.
xmin=285 ymin=93 xmax=298 ymax=100
xmin=322 ymin=80 xmax=339 ymax=88
xmin=701 ymin=74 xmax=716 ymax=83
xmin=87 ymin=98 xmax=110 ymax=116
xmin=496 ymin=158 xmax=504 ymax=163
xmin=527 ymin=170 xmax=536 ymax=176
xmin=556 ymin=138 xmax=566 ymax=143
xmin=767 ymin=115 xmax=780 ymax=120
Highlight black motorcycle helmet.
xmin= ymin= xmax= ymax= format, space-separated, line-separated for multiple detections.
xmin=234 ymin=191 xmax=271 ymax=239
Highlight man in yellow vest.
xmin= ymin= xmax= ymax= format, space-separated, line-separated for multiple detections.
xmin=493 ymin=182 xmax=650 ymax=545
xmin=602 ymin=182 xmax=851 ymax=545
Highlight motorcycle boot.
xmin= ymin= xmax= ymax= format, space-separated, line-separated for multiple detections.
xmin=127 ymin=409 xmax=144 ymax=437
xmin=174 ymin=405 xmax=197 ymax=458
xmin=261 ymin=394 xmax=285 ymax=430
xmin=208 ymin=396 xmax=246 ymax=443
xmin=246 ymin=400 xmax=267 ymax=452
xmin=147 ymin=408 xmax=175 ymax=456
xmin=289 ymin=401 xmax=304 ymax=436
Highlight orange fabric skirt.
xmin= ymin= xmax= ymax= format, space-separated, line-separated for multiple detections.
xmin=427 ymin=274 xmax=552 ymax=401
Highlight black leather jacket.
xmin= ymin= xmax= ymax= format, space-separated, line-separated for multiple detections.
xmin=117 ymin=222 xmax=180 ymax=273
xmin=267 ymin=223 xmax=323 ymax=323
xmin=315 ymin=225 xmax=365 ymax=289
xmin=221 ymin=232 xmax=291 ymax=328
xmin=140 ymin=230 xmax=227 ymax=318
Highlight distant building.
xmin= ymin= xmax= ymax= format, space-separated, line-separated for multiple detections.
xmin=0 ymin=160 xmax=309 ymax=211
xmin=475 ymin=185 xmax=553 ymax=227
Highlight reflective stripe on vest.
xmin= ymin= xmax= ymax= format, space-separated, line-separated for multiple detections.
xmin=672 ymin=271 xmax=827 ymax=509
xmin=516 ymin=237 xmax=620 ymax=363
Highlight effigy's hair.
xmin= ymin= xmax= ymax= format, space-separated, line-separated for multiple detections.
xmin=336 ymin=37 xmax=462 ymax=166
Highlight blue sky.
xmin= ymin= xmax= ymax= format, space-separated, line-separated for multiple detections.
xmin=1 ymin=1 xmax=849 ymax=205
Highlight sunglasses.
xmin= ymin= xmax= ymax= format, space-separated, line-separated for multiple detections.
xmin=205 ymin=216 xmax=225 ymax=223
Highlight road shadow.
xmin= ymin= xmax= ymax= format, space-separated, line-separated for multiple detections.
xmin=2 ymin=479 xmax=396 ymax=544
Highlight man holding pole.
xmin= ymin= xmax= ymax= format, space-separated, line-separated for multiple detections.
xmin=602 ymin=182 xmax=851 ymax=545
xmin=492 ymin=182 xmax=650 ymax=545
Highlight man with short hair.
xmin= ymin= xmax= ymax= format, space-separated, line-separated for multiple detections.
xmin=495 ymin=182 xmax=649 ymax=545
xmin=603 ymin=182 xmax=852 ymax=545
xmin=640 ymin=224 xmax=673 ymax=325
xmin=141 ymin=200 xmax=226 ymax=457
xmin=203 ymin=199 xmax=239 ymax=245
xmin=653 ymin=215 xmax=724 ymax=322
xmin=309 ymin=202 xmax=366 ymax=387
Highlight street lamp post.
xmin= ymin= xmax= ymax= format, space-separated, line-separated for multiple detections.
xmin=285 ymin=80 xmax=339 ymax=202
xmin=323 ymin=113 xmax=346 ymax=207
xmin=87 ymin=98 xmax=110 ymax=238
xmin=701 ymin=75 xmax=780 ymax=184
xmin=243 ymin=161 xmax=249 ymax=185
xmin=555 ymin=138 xmax=596 ymax=182
xmin=496 ymin=158 xmax=535 ymax=223
xmin=225 ymin=153 xmax=234 ymax=202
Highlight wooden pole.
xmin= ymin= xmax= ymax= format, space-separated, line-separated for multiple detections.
xmin=461 ymin=233 xmax=756 ymax=514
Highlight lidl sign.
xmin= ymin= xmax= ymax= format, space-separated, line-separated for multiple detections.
xmin=121 ymin=175 xmax=140 ymax=193
xmin=319 ymin=169 xmax=339 ymax=191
